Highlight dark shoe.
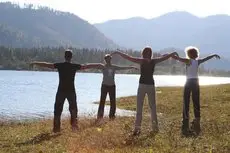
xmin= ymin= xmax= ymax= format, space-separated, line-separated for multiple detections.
xmin=109 ymin=116 xmax=116 ymax=121
xmin=53 ymin=127 xmax=60 ymax=133
xmin=149 ymin=130 xmax=158 ymax=136
xmin=181 ymin=128 xmax=193 ymax=136
xmin=151 ymin=128 xmax=159 ymax=134
xmin=132 ymin=129 xmax=141 ymax=136
xmin=53 ymin=116 xmax=61 ymax=133
xmin=72 ymin=124 xmax=79 ymax=132
xmin=152 ymin=123 xmax=159 ymax=133
xmin=191 ymin=118 xmax=201 ymax=135
xmin=95 ymin=118 xmax=105 ymax=126
xmin=70 ymin=114 xmax=78 ymax=125
xmin=181 ymin=119 xmax=191 ymax=136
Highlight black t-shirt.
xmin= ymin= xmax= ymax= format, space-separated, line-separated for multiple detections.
xmin=54 ymin=62 xmax=81 ymax=92
xmin=139 ymin=59 xmax=155 ymax=85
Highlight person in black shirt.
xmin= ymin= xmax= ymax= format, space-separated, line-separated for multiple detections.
xmin=112 ymin=47 xmax=178 ymax=136
xmin=31 ymin=49 xmax=94 ymax=133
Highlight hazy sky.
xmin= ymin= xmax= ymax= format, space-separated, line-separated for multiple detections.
xmin=2 ymin=0 xmax=230 ymax=23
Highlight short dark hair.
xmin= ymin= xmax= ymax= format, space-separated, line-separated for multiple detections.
xmin=65 ymin=49 xmax=73 ymax=60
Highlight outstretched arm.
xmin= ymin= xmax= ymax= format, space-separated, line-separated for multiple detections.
xmin=111 ymin=51 xmax=144 ymax=64
xmin=113 ymin=65 xmax=139 ymax=70
xmin=30 ymin=61 xmax=55 ymax=69
xmin=171 ymin=55 xmax=190 ymax=64
xmin=198 ymin=54 xmax=220 ymax=65
xmin=154 ymin=52 xmax=178 ymax=64
xmin=81 ymin=63 xmax=104 ymax=70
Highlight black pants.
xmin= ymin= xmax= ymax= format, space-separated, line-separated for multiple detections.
xmin=183 ymin=79 xmax=200 ymax=123
xmin=53 ymin=91 xmax=77 ymax=130
xmin=97 ymin=84 xmax=116 ymax=119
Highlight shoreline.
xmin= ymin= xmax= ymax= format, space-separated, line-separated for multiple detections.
xmin=1 ymin=69 xmax=230 ymax=77
xmin=1 ymin=83 xmax=230 ymax=122
xmin=1 ymin=83 xmax=230 ymax=123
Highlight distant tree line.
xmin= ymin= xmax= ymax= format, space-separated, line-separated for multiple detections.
xmin=0 ymin=46 xmax=230 ymax=76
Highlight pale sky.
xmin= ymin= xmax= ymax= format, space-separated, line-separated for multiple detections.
xmin=2 ymin=0 xmax=230 ymax=23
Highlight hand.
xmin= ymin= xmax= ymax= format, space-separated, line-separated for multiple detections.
xmin=214 ymin=54 xmax=220 ymax=59
xmin=172 ymin=52 xmax=179 ymax=57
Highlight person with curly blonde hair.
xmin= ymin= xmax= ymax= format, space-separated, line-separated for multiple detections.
xmin=172 ymin=46 xmax=220 ymax=136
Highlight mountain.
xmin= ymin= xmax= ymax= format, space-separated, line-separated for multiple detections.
xmin=95 ymin=11 xmax=230 ymax=56
xmin=0 ymin=2 xmax=117 ymax=49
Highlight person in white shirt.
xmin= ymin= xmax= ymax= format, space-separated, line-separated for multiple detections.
xmin=172 ymin=46 xmax=220 ymax=136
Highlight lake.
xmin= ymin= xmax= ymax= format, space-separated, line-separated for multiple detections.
xmin=1 ymin=70 xmax=230 ymax=121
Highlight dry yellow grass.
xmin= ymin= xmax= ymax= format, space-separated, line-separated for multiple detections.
xmin=1 ymin=84 xmax=230 ymax=153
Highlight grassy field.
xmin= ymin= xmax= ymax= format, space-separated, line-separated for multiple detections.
xmin=1 ymin=84 xmax=230 ymax=153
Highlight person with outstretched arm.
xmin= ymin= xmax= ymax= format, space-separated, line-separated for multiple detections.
xmin=172 ymin=46 xmax=220 ymax=136
xmin=30 ymin=49 xmax=96 ymax=133
xmin=82 ymin=54 xmax=138 ymax=123
xmin=111 ymin=47 xmax=178 ymax=136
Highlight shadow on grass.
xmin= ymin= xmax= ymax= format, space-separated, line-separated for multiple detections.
xmin=123 ymin=131 xmax=158 ymax=147
xmin=63 ymin=118 xmax=110 ymax=138
xmin=15 ymin=132 xmax=61 ymax=146
xmin=1 ymin=132 xmax=61 ymax=148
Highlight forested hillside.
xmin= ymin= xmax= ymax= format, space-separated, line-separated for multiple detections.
xmin=0 ymin=2 xmax=117 ymax=49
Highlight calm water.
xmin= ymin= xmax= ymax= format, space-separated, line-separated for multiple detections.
xmin=1 ymin=70 xmax=230 ymax=120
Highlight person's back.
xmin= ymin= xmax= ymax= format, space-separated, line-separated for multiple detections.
xmin=171 ymin=46 xmax=220 ymax=136
xmin=111 ymin=47 xmax=178 ymax=136
xmin=135 ymin=50 xmax=158 ymax=135
xmin=54 ymin=62 xmax=81 ymax=92
xmin=96 ymin=54 xmax=137 ymax=121
xmin=139 ymin=60 xmax=155 ymax=85
xmin=102 ymin=65 xmax=116 ymax=86
xmin=186 ymin=59 xmax=198 ymax=79
xmin=53 ymin=59 xmax=81 ymax=132
xmin=30 ymin=49 xmax=82 ymax=133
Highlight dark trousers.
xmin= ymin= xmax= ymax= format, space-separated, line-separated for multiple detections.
xmin=53 ymin=91 xmax=78 ymax=131
xmin=97 ymin=84 xmax=116 ymax=119
xmin=183 ymin=79 xmax=200 ymax=124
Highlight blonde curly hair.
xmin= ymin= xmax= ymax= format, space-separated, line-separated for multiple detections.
xmin=185 ymin=46 xmax=199 ymax=59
